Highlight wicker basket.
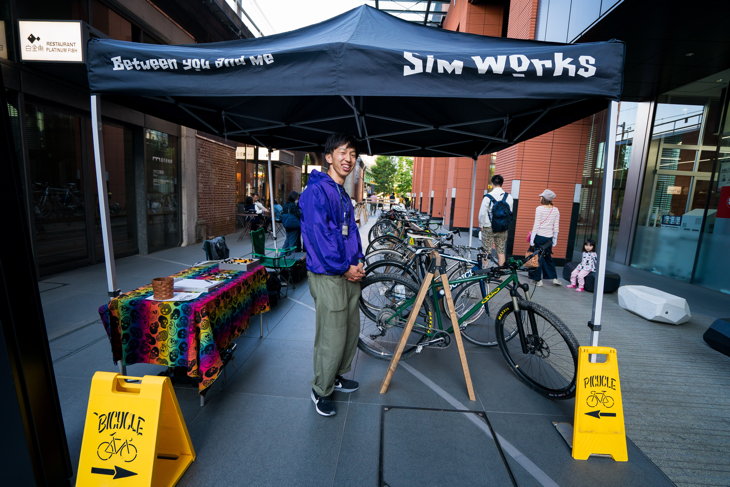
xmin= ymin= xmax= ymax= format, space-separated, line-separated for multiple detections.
xmin=152 ymin=277 xmax=174 ymax=300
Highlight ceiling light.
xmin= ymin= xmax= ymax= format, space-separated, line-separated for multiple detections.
xmin=685 ymin=52 xmax=695 ymax=57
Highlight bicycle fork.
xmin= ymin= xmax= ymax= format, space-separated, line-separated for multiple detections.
xmin=512 ymin=295 xmax=540 ymax=355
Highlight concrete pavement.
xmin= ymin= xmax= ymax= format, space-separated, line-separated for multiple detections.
xmin=40 ymin=217 xmax=730 ymax=486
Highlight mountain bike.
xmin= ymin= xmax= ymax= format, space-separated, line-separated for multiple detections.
xmin=358 ymin=244 xmax=579 ymax=399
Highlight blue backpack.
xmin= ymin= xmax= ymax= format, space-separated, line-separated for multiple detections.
xmin=486 ymin=193 xmax=512 ymax=232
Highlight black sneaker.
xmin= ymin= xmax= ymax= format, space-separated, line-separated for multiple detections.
xmin=311 ymin=389 xmax=336 ymax=417
xmin=334 ymin=375 xmax=359 ymax=393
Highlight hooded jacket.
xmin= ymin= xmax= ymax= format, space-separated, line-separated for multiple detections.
xmin=299 ymin=170 xmax=364 ymax=275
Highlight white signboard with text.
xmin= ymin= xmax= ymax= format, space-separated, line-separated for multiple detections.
xmin=18 ymin=20 xmax=83 ymax=62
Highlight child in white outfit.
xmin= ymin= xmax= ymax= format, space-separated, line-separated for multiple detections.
xmin=566 ymin=239 xmax=597 ymax=292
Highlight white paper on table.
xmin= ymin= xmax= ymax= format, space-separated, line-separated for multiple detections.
xmin=146 ymin=292 xmax=203 ymax=302
xmin=173 ymin=279 xmax=223 ymax=292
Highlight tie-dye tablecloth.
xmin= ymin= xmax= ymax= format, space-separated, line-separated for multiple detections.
xmin=99 ymin=263 xmax=269 ymax=392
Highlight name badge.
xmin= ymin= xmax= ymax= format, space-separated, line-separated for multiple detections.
xmin=342 ymin=224 xmax=349 ymax=236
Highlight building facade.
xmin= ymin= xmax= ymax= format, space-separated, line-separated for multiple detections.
xmin=2 ymin=0 xmax=304 ymax=277
xmin=412 ymin=0 xmax=730 ymax=294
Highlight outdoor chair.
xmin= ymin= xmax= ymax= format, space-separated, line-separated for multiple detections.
xmin=202 ymin=236 xmax=230 ymax=261
xmin=250 ymin=228 xmax=298 ymax=295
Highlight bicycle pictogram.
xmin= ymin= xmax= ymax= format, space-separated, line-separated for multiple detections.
xmin=586 ymin=389 xmax=615 ymax=408
xmin=96 ymin=432 xmax=138 ymax=462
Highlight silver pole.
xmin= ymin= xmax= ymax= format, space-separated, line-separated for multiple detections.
xmin=468 ymin=157 xmax=477 ymax=248
xmin=90 ymin=95 xmax=118 ymax=298
xmin=267 ymin=148 xmax=277 ymax=247
xmin=589 ymin=101 xmax=619 ymax=347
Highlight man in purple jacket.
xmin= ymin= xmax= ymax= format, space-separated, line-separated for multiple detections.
xmin=299 ymin=133 xmax=365 ymax=417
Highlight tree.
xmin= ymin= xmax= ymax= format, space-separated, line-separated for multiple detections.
xmin=394 ymin=157 xmax=413 ymax=196
xmin=370 ymin=155 xmax=398 ymax=194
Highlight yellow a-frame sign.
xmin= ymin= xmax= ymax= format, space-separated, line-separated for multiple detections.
xmin=572 ymin=346 xmax=628 ymax=461
xmin=76 ymin=372 xmax=195 ymax=486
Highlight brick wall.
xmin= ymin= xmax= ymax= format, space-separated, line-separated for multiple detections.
xmin=196 ymin=135 xmax=237 ymax=239
xmin=507 ymin=0 xmax=538 ymax=40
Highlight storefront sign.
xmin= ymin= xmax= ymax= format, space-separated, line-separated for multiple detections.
xmin=661 ymin=215 xmax=682 ymax=226
xmin=18 ymin=20 xmax=83 ymax=62
xmin=666 ymin=185 xmax=682 ymax=195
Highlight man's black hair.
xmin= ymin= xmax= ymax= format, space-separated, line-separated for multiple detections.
xmin=491 ymin=174 xmax=504 ymax=186
xmin=324 ymin=133 xmax=359 ymax=155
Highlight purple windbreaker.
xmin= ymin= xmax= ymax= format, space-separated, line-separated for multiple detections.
xmin=299 ymin=170 xmax=364 ymax=275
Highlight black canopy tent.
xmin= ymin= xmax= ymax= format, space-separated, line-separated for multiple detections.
xmin=86 ymin=5 xmax=624 ymax=345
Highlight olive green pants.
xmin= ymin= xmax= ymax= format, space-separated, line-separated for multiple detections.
xmin=308 ymin=272 xmax=361 ymax=397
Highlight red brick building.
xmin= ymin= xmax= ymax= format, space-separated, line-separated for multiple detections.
xmin=412 ymin=0 xmax=588 ymax=261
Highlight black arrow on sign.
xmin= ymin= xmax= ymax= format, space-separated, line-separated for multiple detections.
xmin=585 ymin=410 xmax=617 ymax=419
xmin=91 ymin=466 xmax=138 ymax=479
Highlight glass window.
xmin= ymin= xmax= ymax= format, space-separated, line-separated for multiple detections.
xmin=539 ymin=0 xmax=572 ymax=42
xmin=694 ymin=87 xmax=730 ymax=292
xmin=567 ymin=0 xmax=602 ymax=41
xmin=95 ymin=122 xmax=137 ymax=257
xmin=25 ymin=101 xmax=89 ymax=273
xmin=632 ymin=95 xmax=724 ymax=282
xmin=145 ymin=129 xmax=180 ymax=252
xmin=573 ymin=102 xmax=638 ymax=260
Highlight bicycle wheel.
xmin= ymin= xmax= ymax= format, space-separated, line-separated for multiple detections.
xmin=364 ymin=259 xmax=420 ymax=283
xmin=366 ymin=235 xmax=405 ymax=254
xmin=368 ymin=220 xmax=397 ymax=241
xmin=452 ymin=280 xmax=517 ymax=347
xmin=364 ymin=248 xmax=408 ymax=266
xmin=358 ymin=273 xmax=434 ymax=360
xmin=495 ymin=300 xmax=578 ymax=399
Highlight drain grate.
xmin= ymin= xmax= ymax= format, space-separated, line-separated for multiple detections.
xmin=379 ymin=405 xmax=517 ymax=487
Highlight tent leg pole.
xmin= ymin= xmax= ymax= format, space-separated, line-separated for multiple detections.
xmin=267 ymin=149 xmax=277 ymax=248
xmin=589 ymin=100 xmax=619 ymax=350
xmin=468 ymin=157 xmax=477 ymax=248
xmin=90 ymin=95 xmax=119 ymax=299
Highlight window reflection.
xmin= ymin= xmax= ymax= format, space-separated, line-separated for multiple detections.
xmin=145 ymin=129 xmax=180 ymax=252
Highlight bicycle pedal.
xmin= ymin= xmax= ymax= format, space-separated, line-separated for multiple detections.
xmin=416 ymin=345 xmax=424 ymax=354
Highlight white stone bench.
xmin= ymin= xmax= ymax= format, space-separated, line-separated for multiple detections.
xmin=618 ymin=285 xmax=691 ymax=325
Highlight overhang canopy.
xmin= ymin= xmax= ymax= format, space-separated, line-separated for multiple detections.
xmin=87 ymin=5 xmax=623 ymax=157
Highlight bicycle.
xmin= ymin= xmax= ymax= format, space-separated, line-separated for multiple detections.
xmin=96 ymin=432 xmax=138 ymax=462
xmin=586 ymin=390 xmax=615 ymax=408
xmin=358 ymin=244 xmax=579 ymax=399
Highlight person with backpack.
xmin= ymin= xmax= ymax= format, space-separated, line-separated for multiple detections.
xmin=478 ymin=174 xmax=514 ymax=266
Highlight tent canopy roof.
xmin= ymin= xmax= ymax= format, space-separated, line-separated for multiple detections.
xmin=87 ymin=5 xmax=623 ymax=157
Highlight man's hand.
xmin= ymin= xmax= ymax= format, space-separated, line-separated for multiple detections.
xmin=344 ymin=263 xmax=366 ymax=282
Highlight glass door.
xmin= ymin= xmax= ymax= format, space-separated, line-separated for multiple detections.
xmin=693 ymin=87 xmax=730 ymax=292
xmin=632 ymin=103 xmax=717 ymax=280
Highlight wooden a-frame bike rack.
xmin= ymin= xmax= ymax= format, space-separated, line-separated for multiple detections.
xmin=380 ymin=251 xmax=476 ymax=401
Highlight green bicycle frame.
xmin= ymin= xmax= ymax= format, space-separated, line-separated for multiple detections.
xmin=383 ymin=269 xmax=521 ymax=336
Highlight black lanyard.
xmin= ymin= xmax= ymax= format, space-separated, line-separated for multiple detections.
xmin=336 ymin=185 xmax=350 ymax=227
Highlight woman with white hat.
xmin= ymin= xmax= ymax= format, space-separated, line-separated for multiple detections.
xmin=528 ymin=189 xmax=561 ymax=287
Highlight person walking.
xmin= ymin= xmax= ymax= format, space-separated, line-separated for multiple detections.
xmin=299 ymin=133 xmax=365 ymax=417
xmin=281 ymin=191 xmax=302 ymax=252
xmin=478 ymin=174 xmax=514 ymax=266
xmin=369 ymin=193 xmax=378 ymax=215
xmin=528 ymin=189 xmax=561 ymax=287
